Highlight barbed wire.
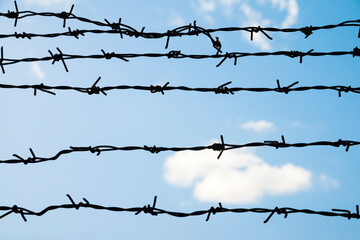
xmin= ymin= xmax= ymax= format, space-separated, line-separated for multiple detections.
xmin=0 ymin=78 xmax=359 ymax=97
xmin=0 ymin=47 xmax=358 ymax=73
xmin=0 ymin=2 xmax=359 ymax=51
xmin=1 ymin=195 xmax=359 ymax=223
xmin=1 ymin=135 xmax=358 ymax=164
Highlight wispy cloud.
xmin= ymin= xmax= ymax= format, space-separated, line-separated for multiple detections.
xmin=164 ymin=149 xmax=312 ymax=204
xmin=30 ymin=62 xmax=45 ymax=80
xmin=23 ymin=0 xmax=76 ymax=8
xmin=191 ymin=0 xmax=299 ymax=49
xmin=281 ymin=0 xmax=299 ymax=27
xmin=318 ymin=174 xmax=339 ymax=190
xmin=169 ymin=15 xmax=186 ymax=26
xmin=241 ymin=120 xmax=276 ymax=133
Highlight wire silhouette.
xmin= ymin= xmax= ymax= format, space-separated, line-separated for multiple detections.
xmin=1 ymin=135 xmax=357 ymax=164
xmin=1 ymin=195 xmax=359 ymax=223
xmin=1 ymin=1 xmax=360 ymax=51
xmin=0 ymin=78 xmax=359 ymax=97
xmin=0 ymin=47 xmax=359 ymax=73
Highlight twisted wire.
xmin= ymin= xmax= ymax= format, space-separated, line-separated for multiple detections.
xmin=0 ymin=1 xmax=359 ymax=51
xmin=1 ymin=195 xmax=359 ymax=223
xmin=2 ymin=135 xmax=358 ymax=164
xmin=0 ymin=78 xmax=359 ymax=97
xmin=0 ymin=47 xmax=358 ymax=73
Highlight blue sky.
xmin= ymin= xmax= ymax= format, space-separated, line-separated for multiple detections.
xmin=0 ymin=0 xmax=359 ymax=239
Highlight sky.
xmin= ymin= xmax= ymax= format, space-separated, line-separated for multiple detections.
xmin=0 ymin=0 xmax=359 ymax=239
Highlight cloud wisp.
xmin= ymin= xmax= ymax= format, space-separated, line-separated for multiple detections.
xmin=192 ymin=0 xmax=299 ymax=49
xmin=30 ymin=62 xmax=45 ymax=80
xmin=241 ymin=120 xmax=276 ymax=133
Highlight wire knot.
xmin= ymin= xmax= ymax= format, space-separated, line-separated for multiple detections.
xmin=87 ymin=77 xmax=106 ymax=95
xmin=135 ymin=196 xmax=158 ymax=216
xmin=150 ymin=82 xmax=169 ymax=95
xmin=215 ymin=81 xmax=234 ymax=94
xmin=165 ymin=30 xmax=178 ymax=49
xmin=5 ymin=1 xmax=19 ymax=26
xmin=0 ymin=46 xmax=5 ymax=74
xmin=333 ymin=205 xmax=360 ymax=220
xmin=353 ymin=47 xmax=360 ymax=57
xmin=66 ymin=194 xmax=90 ymax=210
xmin=13 ymin=148 xmax=37 ymax=165
xmin=14 ymin=32 xmax=31 ymax=39
xmin=206 ymin=203 xmax=223 ymax=221
xmin=89 ymin=146 xmax=101 ymax=155
xmin=34 ymin=83 xmax=56 ymax=96
xmin=336 ymin=139 xmax=351 ymax=151
xmin=213 ymin=36 xmax=222 ymax=54
xmin=68 ymin=27 xmax=84 ymax=39
xmin=337 ymin=86 xmax=352 ymax=97
xmin=211 ymin=135 xmax=225 ymax=159
xmin=11 ymin=205 xmax=27 ymax=222
xmin=301 ymin=25 xmax=313 ymax=38
xmin=264 ymin=207 xmax=288 ymax=223
xmin=101 ymin=49 xmax=115 ymax=59
xmin=216 ymin=52 xmax=237 ymax=67
xmin=264 ymin=135 xmax=286 ymax=149
xmin=144 ymin=145 xmax=161 ymax=154
xmin=276 ymin=79 xmax=299 ymax=94
xmin=167 ymin=50 xmax=181 ymax=58
xmin=58 ymin=4 xmax=74 ymax=28
xmin=105 ymin=18 xmax=121 ymax=30
xmin=190 ymin=20 xmax=199 ymax=36
xmin=287 ymin=49 xmax=314 ymax=63
xmin=48 ymin=48 xmax=68 ymax=72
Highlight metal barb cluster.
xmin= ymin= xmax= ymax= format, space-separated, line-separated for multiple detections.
xmin=1 ymin=195 xmax=360 ymax=223
xmin=1 ymin=135 xmax=359 ymax=165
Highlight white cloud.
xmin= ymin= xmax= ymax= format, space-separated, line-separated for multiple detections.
xmin=241 ymin=120 xmax=275 ymax=133
xmin=31 ymin=62 xmax=45 ymax=80
xmin=164 ymin=149 xmax=312 ymax=204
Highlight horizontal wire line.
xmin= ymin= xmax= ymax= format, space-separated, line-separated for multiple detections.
xmin=0 ymin=79 xmax=358 ymax=97
xmin=2 ymin=136 xmax=358 ymax=164
xmin=1 ymin=195 xmax=359 ymax=223
xmin=0 ymin=1 xmax=359 ymax=50
xmin=0 ymin=47 xmax=358 ymax=74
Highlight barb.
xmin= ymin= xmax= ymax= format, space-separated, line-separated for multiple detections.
xmin=0 ymin=48 xmax=358 ymax=73
xmin=0 ymin=3 xmax=359 ymax=47
xmin=0 ymin=79 xmax=358 ymax=97
xmin=1 ymin=195 xmax=359 ymax=222
xmin=1 ymin=136 xmax=359 ymax=164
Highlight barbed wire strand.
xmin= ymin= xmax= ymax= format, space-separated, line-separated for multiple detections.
xmin=0 ymin=78 xmax=359 ymax=97
xmin=1 ymin=195 xmax=359 ymax=223
xmin=1 ymin=2 xmax=360 ymax=51
xmin=2 ymin=135 xmax=358 ymax=164
xmin=0 ymin=47 xmax=359 ymax=73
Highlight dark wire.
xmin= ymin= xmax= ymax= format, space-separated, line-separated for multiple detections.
xmin=1 ymin=195 xmax=359 ymax=223
xmin=2 ymin=135 xmax=357 ymax=164
xmin=0 ymin=78 xmax=358 ymax=97
xmin=0 ymin=47 xmax=358 ymax=73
